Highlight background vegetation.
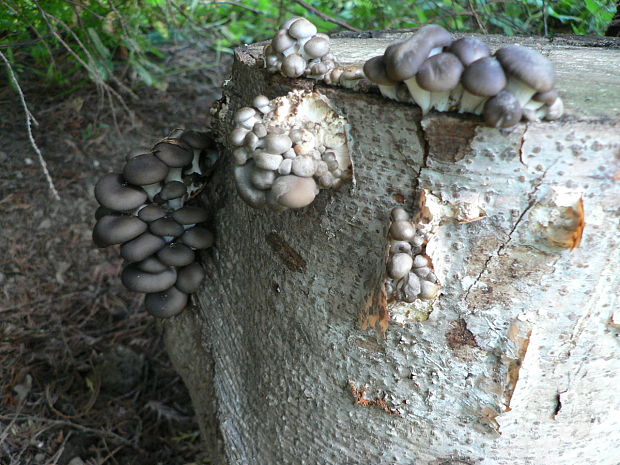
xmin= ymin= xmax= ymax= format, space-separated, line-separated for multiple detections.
xmin=1 ymin=0 xmax=617 ymax=90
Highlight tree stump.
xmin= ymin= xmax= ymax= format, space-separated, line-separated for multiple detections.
xmin=163 ymin=33 xmax=620 ymax=465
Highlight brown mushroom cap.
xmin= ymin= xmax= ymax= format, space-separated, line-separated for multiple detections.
xmin=281 ymin=54 xmax=306 ymax=78
xmin=384 ymin=25 xmax=452 ymax=81
xmin=272 ymin=29 xmax=296 ymax=53
xmin=288 ymin=17 xmax=317 ymax=39
xmin=461 ymin=57 xmax=507 ymax=96
xmin=123 ymin=153 xmax=168 ymax=186
xmin=93 ymin=215 xmax=147 ymax=248
xmin=483 ymin=90 xmax=523 ymax=128
xmin=416 ymin=52 xmax=464 ymax=92
xmin=304 ymin=36 xmax=330 ymax=59
xmin=447 ymin=37 xmax=491 ymax=66
xmin=121 ymin=264 xmax=177 ymax=293
xmin=94 ymin=173 xmax=147 ymax=211
xmin=120 ymin=232 xmax=166 ymax=263
xmin=154 ymin=141 xmax=193 ymax=168
xmin=494 ymin=45 xmax=556 ymax=93
xmin=157 ymin=242 xmax=195 ymax=267
xmin=144 ymin=287 xmax=188 ymax=318
xmin=175 ymin=262 xmax=205 ymax=294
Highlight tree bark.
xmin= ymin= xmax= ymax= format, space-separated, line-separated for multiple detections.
xmin=164 ymin=33 xmax=620 ymax=465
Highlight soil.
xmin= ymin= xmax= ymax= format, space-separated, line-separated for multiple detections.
xmin=0 ymin=42 xmax=231 ymax=465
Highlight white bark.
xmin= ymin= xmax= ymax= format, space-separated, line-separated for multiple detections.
xmin=163 ymin=33 xmax=620 ymax=465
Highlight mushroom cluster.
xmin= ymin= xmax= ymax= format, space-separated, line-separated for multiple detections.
xmin=230 ymin=90 xmax=351 ymax=210
xmin=385 ymin=207 xmax=440 ymax=302
xmin=264 ymin=17 xmax=337 ymax=79
xmin=363 ymin=25 xmax=563 ymax=127
xmin=92 ymin=129 xmax=217 ymax=318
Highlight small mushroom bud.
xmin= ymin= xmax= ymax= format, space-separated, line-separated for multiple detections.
xmin=402 ymin=272 xmax=422 ymax=302
xmin=419 ymin=280 xmax=440 ymax=300
xmin=270 ymin=175 xmax=318 ymax=209
xmin=250 ymin=168 xmax=277 ymax=190
xmin=389 ymin=220 xmax=415 ymax=241
xmin=254 ymin=152 xmax=284 ymax=171
xmin=413 ymin=255 xmax=429 ymax=268
xmin=253 ymin=95 xmax=270 ymax=111
xmin=288 ymin=17 xmax=317 ymax=39
xmin=272 ymin=29 xmax=296 ymax=54
xmin=483 ymin=90 xmax=522 ymax=128
xmin=244 ymin=132 xmax=260 ymax=151
xmin=278 ymin=158 xmax=293 ymax=175
xmin=388 ymin=253 xmax=414 ymax=279
xmin=413 ymin=266 xmax=431 ymax=278
xmin=390 ymin=207 xmax=409 ymax=221
xmin=390 ymin=241 xmax=412 ymax=255
xmin=304 ymin=36 xmax=330 ymax=59
xmin=144 ymin=287 xmax=188 ymax=318
xmin=281 ymin=54 xmax=306 ymax=78
xmin=233 ymin=148 xmax=250 ymax=166
xmin=291 ymin=156 xmax=316 ymax=177
xmin=230 ymin=128 xmax=249 ymax=146
xmin=253 ymin=122 xmax=268 ymax=138
xmin=263 ymin=134 xmax=293 ymax=154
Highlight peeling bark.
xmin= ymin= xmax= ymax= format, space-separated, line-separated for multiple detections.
xmin=163 ymin=33 xmax=620 ymax=465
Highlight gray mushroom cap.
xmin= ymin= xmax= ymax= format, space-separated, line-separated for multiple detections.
xmin=120 ymin=232 xmax=166 ymax=263
xmin=363 ymin=56 xmax=398 ymax=86
xmin=532 ymin=88 xmax=558 ymax=105
xmin=92 ymin=215 xmax=147 ymax=248
xmin=144 ymin=286 xmax=188 ymax=318
xmin=154 ymin=141 xmax=193 ymax=168
xmin=234 ymin=161 xmax=267 ymax=209
xmin=172 ymin=206 xmax=208 ymax=225
xmin=483 ymin=90 xmax=523 ymax=128
xmin=270 ymin=175 xmax=318 ymax=209
xmin=94 ymin=173 xmax=147 ymax=211
xmin=159 ymin=181 xmax=187 ymax=200
xmin=180 ymin=226 xmax=214 ymax=250
xmin=304 ymin=36 xmax=330 ymax=59
xmin=149 ymin=217 xmax=185 ymax=237
xmin=461 ymin=57 xmax=507 ymax=96
xmin=137 ymin=204 xmax=166 ymax=222
xmin=180 ymin=130 xmax=212 ymax=150
xmin=121 ymin=264 xmax=177 ymax=293
xmin=157 ymin=242 xmax=195 ymax=267
xmin=416 ymin=52 xmax=464 ymax=92
xmin=384 ymin=24 xmax=452 ymax=81
xmin=494 ymin=45 xmax=556 ymax=93
xmin=94 ymin=206 xmax=118 ymax=220
xmin=135 ymin=256 xmax=169 ymax=273
xmin=175 ymin=262 xmax=205 ymax=294
xmin=123 ymin=153 xmax=168 ymax=186
xmin=447 ymin=37 xmax=491 ymax=66
xmin=272 ymin=30 xmax=296 ymax=53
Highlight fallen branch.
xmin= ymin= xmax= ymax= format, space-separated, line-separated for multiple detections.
xmin=0 ymin=50 xmax=61 ymax=201
xmin=292 ymin=0 xmax=362 ymax=32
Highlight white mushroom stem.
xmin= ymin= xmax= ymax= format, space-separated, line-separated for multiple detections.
xmin=185 ymin=149 xmax=202 ymax=176
xmin=523 ymin=100 xmax=546 ymax=111
xmin=183 ymin=223 xmax=196 ymax=230
xmin=141 ymin=183 xmax=161 ymax=201
xmin=378 ymin=84 xmax=399 ymax=101
xmin=539 ymin=97 xmax=564 ymax=120
xmin=429 ymin=91 xmax=451 ymax=112
xmin=166 ymin=197 xmax=184 ymax=211
xmin=448 ymin=84 xmax=464 ymax=110
xmin=429 ymin=47 xmax=443 ymax=58
xmin=458 ymin=90 xmax=486 ymax=114
xmin=404 ymin=77 xmax=431 ymax=115
xmin=166 ymin=167 xmax=183 ymax=184
xmin=473 ymin=97 xmax=491 ymax=114
xmin=504 ymin=76 xmax=537 ymax=107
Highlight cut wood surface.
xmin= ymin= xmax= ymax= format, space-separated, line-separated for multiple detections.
xmin=164 ymin=33 xmax=620 ymax=465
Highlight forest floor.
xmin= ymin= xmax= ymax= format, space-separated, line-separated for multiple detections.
xmin=0 ymin=42 xmax=231 ymax=465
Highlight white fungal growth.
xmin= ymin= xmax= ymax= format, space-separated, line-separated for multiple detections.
xmin=229 ymin=90 xmax=352 ymax=210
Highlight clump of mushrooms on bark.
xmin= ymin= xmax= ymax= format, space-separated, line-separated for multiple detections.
xmin=230 ymin=90 xmax=352 ymax=210
xmin=362 ymin=24 xmax=563 ymax=127
xmin=92 ymin=130 xmax=217 ymax=318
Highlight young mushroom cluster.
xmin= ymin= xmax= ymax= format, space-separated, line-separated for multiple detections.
xmin=92 ymin=130 xmax=217 ymax=318
xmin=230 ymin=90 xmax=351 ymax=210
xmin=264 ymin=17 xmax=337 ymax=79
xmin=385 ymin=207 xmax=440 ymax=303
xmin=363 ymin=25 xmax=563 ymax=127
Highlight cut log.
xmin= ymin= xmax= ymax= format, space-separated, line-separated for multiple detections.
xmin=163 ymin=32 xmax=620 ymax=465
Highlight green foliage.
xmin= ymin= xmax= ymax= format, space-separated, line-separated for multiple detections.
xmin=0 ymin=0 xmax=616 ymax=90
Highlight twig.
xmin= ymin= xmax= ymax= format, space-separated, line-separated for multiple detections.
xmin=292 ymin=0 xmax=362 ymax=32
xmin=206 ymin=0 xmax=261 ymax=14
xmin=468 ymin=0 xmax=488 ymax=33
xmin=0 ymin=50 xmax=61 ymax=201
